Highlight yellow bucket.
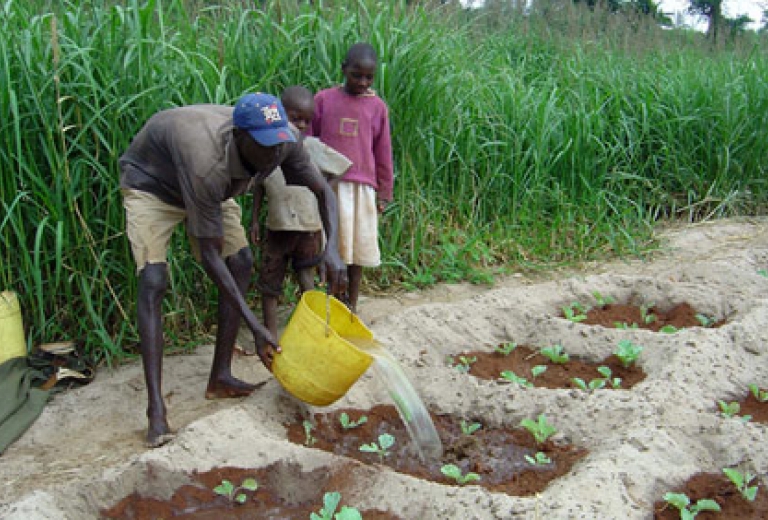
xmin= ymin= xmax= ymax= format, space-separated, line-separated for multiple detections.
xmin=0 ymin=291 xmax=27 ymax=363
xmin=272 ymin=290 xmax=373 ymax=406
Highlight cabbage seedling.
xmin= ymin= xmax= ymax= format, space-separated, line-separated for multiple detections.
xmin=695 ymin=313 xmax=716 ymax=327
xmin=452 ymin=355 xmax=477 ymax=373
xmin=540 ymin=344 xmax=569 ymax=364
xmin=614 ymin=322 xmax=639 ymax=330
xmin=572 ymin=377 xmax=606 ymax=392
xmin=440 ymin=464 xmax=480 ymax=485
xmin=500 ymin=370 xmax=532 ymax=388
xmin=614 ymin=340 xmax=643 ymax=368
xmin=311 ymin=491 xmax=363 ymax=520
xmin=597 ymin=366 xmax=621 ymax=389
xmin=758 ymin=269 xmax=768 ymax=278
xmin=718 ymin=400 xmax=752 ymax=422
xmin=520 ymin=414 xmax=557 ymax=445
xmin=303 ymin=420 xmax=317 ymax=446
xmin=524 ymin=451 xmax=552 ymax=465
xmin=592 ymin=291 xmax=615 ymax=307
xmin=531 ymin=365 xmax=547 ymax=379
xmin=659 ymin=325 xmax=678 ymax=333
xmin=562 ymin=302 xmax=588 ymax=323
xmin=495 ymin=342 xmax=518 ymax=356
xmin=748 ymin=384 xmax=768 ymax=402
xmin=359 ymin=433 xmax=395 ymax=462
xmin=339 ymin=412 xmax=368 ymax=430
xmin=213 ymin=477 xmax=258 ymax=504
xmin=460 ymin=419 xmax=481 ymax=436
xmin=723 ymin=467 xmax=759 ymax=502
xmin=663 ymin=492 xmax=721 ymax=519
xmin=640 ymin=303 xmax=656 ymax=324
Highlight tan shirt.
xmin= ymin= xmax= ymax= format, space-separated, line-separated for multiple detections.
xmin=263 ymin=136 xmax=351 ymax=232
xmin=119 ymin=104 xmax=314 ymax=238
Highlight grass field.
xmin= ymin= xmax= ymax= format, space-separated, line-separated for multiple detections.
xmin=1 ymin=0 xmax=766 ymax=364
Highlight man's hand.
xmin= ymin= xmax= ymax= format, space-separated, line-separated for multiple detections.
xmin=325 ymin=253 xmax=348 ymax=297
xmin=255 ymin=331 xmax=281 ymax=371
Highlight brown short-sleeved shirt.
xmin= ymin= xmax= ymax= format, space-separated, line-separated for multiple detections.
xmin=119 ymin=104 xmax=315 ymax=239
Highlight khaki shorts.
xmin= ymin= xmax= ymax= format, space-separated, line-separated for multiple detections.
xmin=122 ymin=189 xmax=249 ymax=272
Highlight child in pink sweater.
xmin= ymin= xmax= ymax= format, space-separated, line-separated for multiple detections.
xmin=310 ymin=42 xmax=394 ymax=312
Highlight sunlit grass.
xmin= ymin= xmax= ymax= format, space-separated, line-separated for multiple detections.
xmin=1 ymin=0 xmax=766 ymax=363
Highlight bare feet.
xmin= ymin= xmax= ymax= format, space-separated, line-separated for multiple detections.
xmin=146 ymin=416 xmax=174 ymax=448
xmin=205 ymin=376 xmax=266 ymax=400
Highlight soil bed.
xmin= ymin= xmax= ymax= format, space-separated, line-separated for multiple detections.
xmin=574 ymin=301 xmax=726 ymax=331
xmin=285 ymin=404 xmax=587 ymax=496
xmin=457 ymin=345 xmax=647 ymax=389
xmin=101 ymin=462 xmax=401 ymax=520
xmin=653 ymin=471 xmax=768 ymax=519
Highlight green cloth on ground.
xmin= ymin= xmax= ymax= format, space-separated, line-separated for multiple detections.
xmin=0 ymin=356 xmax=50 ymax=453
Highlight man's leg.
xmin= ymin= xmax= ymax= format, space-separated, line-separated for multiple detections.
xmin=137 ymin=263 xmax=174 ymax=448
xmin=206 ymin=246 xmax=259 ymax=399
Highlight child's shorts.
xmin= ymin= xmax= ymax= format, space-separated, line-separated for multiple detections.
xmin=256 ymin=229 xmax=322 ymax=297
xmin=122 ymin=188 xmax=249 ymax=272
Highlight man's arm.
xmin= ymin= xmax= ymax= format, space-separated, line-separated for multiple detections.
xmin=250 ymin=182 xmax=265 ymax=245
xmin=197 ymin=237 xmax=278 ymax=351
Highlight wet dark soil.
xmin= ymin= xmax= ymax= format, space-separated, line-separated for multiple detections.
xmin=574 ymin=301 xmax=726 ymax=331
xmin=729 ymin=389 xmax=768 ymax=425
xmin=284 ymin=404 xmax=587 ymax=496
xmin=653 ymin=471 xmax=768 ymax=519
xmin=101 ymin=461 xmax=401 ymax=520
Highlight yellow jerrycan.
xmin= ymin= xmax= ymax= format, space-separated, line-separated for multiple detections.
xmin=0 ymin=291 xmax=27 ymax=363
xmin=272 ymin=290 xmax=373 ymax=406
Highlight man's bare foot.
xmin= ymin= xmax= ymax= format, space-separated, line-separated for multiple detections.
xmin=145 ymin=419 xmax=174 ymax=448
xmin=205 ymin=376 xmax=266 ymax=399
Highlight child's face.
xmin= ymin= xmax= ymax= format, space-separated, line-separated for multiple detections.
xmin=342 ymin=57 xmax=376 ymax=96
xmin=284 ymin=99 xmax=314 ymax=134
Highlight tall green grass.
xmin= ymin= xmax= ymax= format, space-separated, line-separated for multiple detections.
xmin=1 ymin=0 xmax=767 ymax=364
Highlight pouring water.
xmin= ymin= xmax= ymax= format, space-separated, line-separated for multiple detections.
xmin=344 ymin=337 xmax=443 ymax=463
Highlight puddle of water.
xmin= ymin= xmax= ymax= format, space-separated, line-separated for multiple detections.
xmin=345 ymin=337 xmax=443 ymax=463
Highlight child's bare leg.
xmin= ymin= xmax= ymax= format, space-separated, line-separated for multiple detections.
xmin=297 ymin=267 xmax=316 ymax=294
xmin=347 ymin=264 xmax=363 ymax=313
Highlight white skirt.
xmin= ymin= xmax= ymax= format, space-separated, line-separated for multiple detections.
xmin=334 ymin=181 xmax=380 ymax=267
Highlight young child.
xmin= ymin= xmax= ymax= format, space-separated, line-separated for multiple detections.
xmin=251 ymin=86 xmax=352 ymax=345
xmin=310 ymin=42 xmax=394 ymax=312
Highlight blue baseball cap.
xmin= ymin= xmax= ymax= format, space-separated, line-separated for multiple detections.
xmin=233 ymin=93 xmax=296 ymax=146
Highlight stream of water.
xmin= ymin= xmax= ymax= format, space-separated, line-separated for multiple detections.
xmin=345 ymin=337 xmax=443 ymax=463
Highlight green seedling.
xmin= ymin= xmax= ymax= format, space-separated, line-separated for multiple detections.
xmin=614 ymin=339 xmax=643 ymax=368
xmin=213 ymin=477 xmax=258 ymax=504
xmin=440 ymin=464 xmax=481 ymax=485
xmin=339 ymin=412 xmax=368 ymax=430
xmin=717 ymin=400 xmax=752 ymax=422
xmin=520 ymin=414 xmax=557 ymax=445
xmin=597 ymin=366 xmax=622 ymax=389
xmin=723 ymin=467 xmax=759 ymax=502
xmin=500 ymin=370 xmax=533 ymax=388
xmin=359 ymin=433 xmax=395 ymax=462
xmin=562 ymin=302 xmax=588 ymax=322
xmin=524 ymin=451 xmax=552 ymax=465
xmin=531 ymin=365 xmax=548 ymax=379
xmin=748 ymin=384 xmax=768 ymax=402
xmin=662 ymin=492 xmax=721 ymax=519
xmin=758 ymin=269 xmax=768 ymax=278
xmin=540 ymin=344 xmax=569 ymax=364
xmin=495 ymin=342 xmax=518 ymax=356
xmin=310 ymin=491 xmax=363 ymax=520
xmin=695 ymin=313 xmax=716 ymax=327
xmin=572 ymin=377 xmax=606 ymax=392
xmin=460 ymin=419 xmax=481 ymax=436
xmin=453 ymin=355 xmax=477 ymax=373
xmin=659 ymin=325 xmax=679 ymax=334
xmin=592 ymin=291 xmax=615 ymax=307
xmin=303 ymin=420 xmax=317 ymax=446
xmin=614 ymin=322 xmax=639 ymax=330
xmin=640 ymin=303 xmax=656 ymax=324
